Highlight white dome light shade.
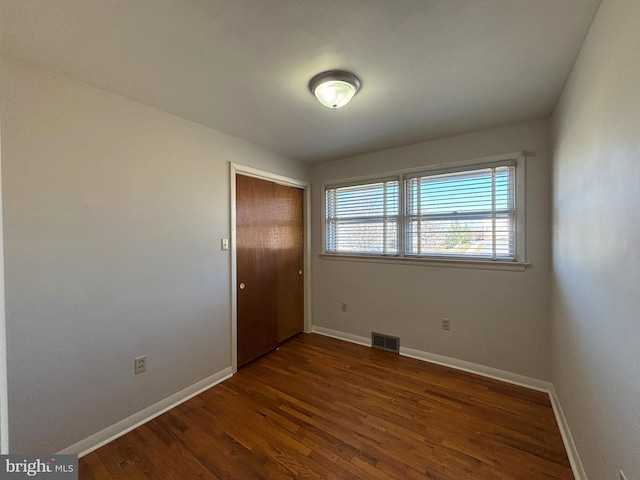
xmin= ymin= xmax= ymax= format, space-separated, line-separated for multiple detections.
xmin=309 ymin=71 xmax=361 ymax=108
xmin=314 ymin=80 xmax=356 ymax=108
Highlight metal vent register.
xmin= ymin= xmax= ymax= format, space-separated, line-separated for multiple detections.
xmin=371 ymin=332 xmax=400 ymax=354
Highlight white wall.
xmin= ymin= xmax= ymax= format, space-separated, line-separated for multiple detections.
xmin=311 ymin=119 xmax=552 ymax=380
xmin=551 ymin=0 xmax=640 ymax=478
xmin=0 ymin=58 xmax=8 ymax=454
xmin=0 ymin=58 xmax=308 ymax=454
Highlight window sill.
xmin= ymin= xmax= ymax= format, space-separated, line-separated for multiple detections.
xmin=319 ymin=254 xmax=529 ymax=272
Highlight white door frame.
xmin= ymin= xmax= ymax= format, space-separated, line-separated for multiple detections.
xmin=230 ymin=163 xmax=312 ymax=373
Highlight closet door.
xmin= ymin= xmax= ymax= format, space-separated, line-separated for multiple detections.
xmin=236 ymin=175 xmax=303 ymax=367
xmin=273 ymin=182 xmax=304 ymax=343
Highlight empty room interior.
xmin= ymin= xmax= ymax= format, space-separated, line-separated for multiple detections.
xmin=0 ymin=0 xmax=638 ymax=479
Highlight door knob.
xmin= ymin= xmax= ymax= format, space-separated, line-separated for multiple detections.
xmin=239 ymin=282 xmax=246 ymax=290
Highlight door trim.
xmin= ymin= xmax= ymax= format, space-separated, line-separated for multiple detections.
xmin=230 ymin=163 xmax=311 ymax=373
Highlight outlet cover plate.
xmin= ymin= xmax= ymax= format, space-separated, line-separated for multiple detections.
xmin=134 ymin=355 xmax=146 ymax=374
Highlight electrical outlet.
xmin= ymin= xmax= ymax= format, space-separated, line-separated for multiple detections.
xmin=442 ymin=318 xmax=451 ymax=331
xmin=134 ymin=355 xmax=146 ymax=374
xmin=620 ymin=470 xmax=627 ymax=480
xmin=341 ymin=302 xmax=347 ymax=312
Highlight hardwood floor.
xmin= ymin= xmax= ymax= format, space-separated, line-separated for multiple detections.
xmin=79 ymin=334 xmax=573 ymax=479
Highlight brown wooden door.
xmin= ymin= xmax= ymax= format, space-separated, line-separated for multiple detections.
xmin=273 ymin=182 xmax=304 ymax=343
xmin=236 ymin=174 xmax=304 ymax=367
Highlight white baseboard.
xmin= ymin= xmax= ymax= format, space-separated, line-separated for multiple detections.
xmin=312 ymin=326 xmax=371 ymax=347
xmin=400 ymin=345 xmax=553 ymax=392
xmin=59 ymin=367 xmax=233 ymax=458
xmin=312 ymin=326 xmax=550 ymax=391
xmin=311 ymin=326 xmax=586 ymax=480
xmin=548 ymin=384 xmax=588 ymax=480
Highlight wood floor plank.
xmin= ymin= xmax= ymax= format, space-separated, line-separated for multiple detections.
xmin=79 ymin=333 xmax=573 ymax=479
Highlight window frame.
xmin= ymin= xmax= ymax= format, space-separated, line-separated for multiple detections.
xmin=321 ymin=151 xmax=528 ymax=271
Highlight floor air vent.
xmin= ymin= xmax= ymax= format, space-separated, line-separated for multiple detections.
xmin=371 ymin=332 xmax=400 ymax=354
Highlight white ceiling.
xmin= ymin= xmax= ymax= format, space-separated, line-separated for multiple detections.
xmin=0 ymin=0 xmax=601 ymax=163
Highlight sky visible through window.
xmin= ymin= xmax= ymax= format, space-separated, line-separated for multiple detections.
xmin=326 ymin=166 xmax=515 ymax=259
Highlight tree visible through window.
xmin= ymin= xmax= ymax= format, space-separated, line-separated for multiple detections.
xmin=405 ymin=165 xmax=515 ymax=259
xmin=324 ymin=155 xmax=522 ymax=262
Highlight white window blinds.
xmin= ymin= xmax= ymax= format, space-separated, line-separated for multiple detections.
xmin=404 ymin=164 xmax=516 ymax=260
xmin=324 ymin=155 xmax=522 ymax=263
xmin=325 ymin=180 xmax=399 ymax=255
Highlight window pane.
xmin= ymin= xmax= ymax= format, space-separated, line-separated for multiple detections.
xmin=333 ymin=220 xmax=398 ymax=254
xmin=325 ymin=159 xmax=520 ymax=262
xmin=335 ymin=184 xmax=384 ymax=217
xmin=494 ymin=213 xmax=515 ymax=258
xmin=421 ymin=169 xmax=493 ymax=215
xmin=326 ymin=180 xmax=398 ymax=255
xmin=406 ymin=218 xmax=493 ymax=257
xmin=404 ymin=165 xmax=515 ymax=259
xmin=495 ymin=166 xmax=512 ymax=212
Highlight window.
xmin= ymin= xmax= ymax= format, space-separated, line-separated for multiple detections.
xmin=404 ymin=163 xmax=515 ymax=259
xmin=323 ymin=153 xmax=525 ymax=265
xmin=325 ymin=179 xmax=399 ymax=255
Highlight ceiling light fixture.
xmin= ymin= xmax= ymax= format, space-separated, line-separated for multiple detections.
xmin=309 ymin=70 xmax=361 ymax=108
